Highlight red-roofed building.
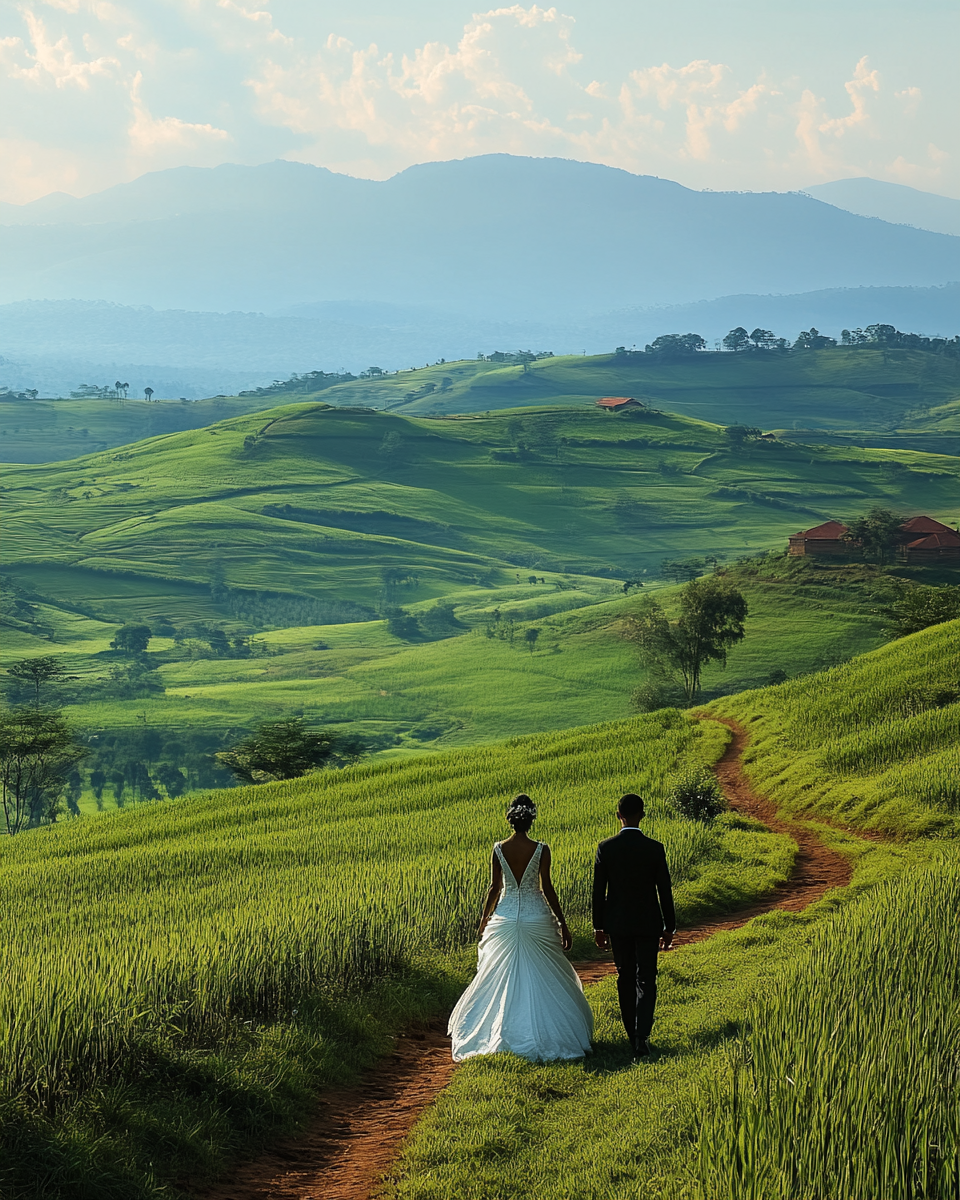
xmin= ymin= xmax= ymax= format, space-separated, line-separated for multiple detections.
xmin=596 ymin=396 xmax=642 ymax=410
xmin=788 ymin=520 xmax=850 ymax=557
xmin=788 ymin=514 xmax=960 ymax=563
xmin=897 ymin=515 xmax=956 ymax=539
xmin=902 ymin=525 xmax=960 ymax=561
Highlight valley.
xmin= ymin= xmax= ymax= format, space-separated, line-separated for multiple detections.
xmin=1 ymin=341 xmax=959 ymax=1199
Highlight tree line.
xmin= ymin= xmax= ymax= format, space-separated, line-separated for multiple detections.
xmin=615 ymin=324 xmax=960 ymax=359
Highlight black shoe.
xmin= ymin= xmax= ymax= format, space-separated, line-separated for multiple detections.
xmin=633 ymin=1037 xmax=650 ymax=1058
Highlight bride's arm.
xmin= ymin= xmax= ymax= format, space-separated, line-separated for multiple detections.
xmin=478 ymin=850 xmax=503 ymax=935
xmin=539 ymin=845 xmax=573 ymax=952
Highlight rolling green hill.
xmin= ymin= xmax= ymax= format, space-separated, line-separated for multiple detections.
xmin=4 ymin=400 xmax=958 ymax=620
xmin=338 ymin=347 xmax=960 ymax=439
xmin=3 ymin=397 xmax=957 ymax=804
xmin=4 ymin=346 xmax=960 ymax=463
xmin=4 ymin=560 xmax=894 ymax=815
xmin=0 ymin=391 xmax=295 ymax=464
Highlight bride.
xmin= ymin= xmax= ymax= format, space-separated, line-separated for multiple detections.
xmin=448 ymin=795 xmax=594 ymax=1062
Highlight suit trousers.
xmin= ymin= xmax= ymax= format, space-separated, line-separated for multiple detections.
xmin=608 ymin=933 xmax=661 ymax=1043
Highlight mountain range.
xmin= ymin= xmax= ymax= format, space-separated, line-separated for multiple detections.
xmin=1 ymin=156 xmax=958 ymax=396
xmin=2 ymin=156 xmax=959 ymax=316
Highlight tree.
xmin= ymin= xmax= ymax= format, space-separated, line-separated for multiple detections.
xmin=111 ymin=623 xmax=152 ymax=653
xmin=90 ymin=767 xmax=106 ymax=801
xmin=115 ymin=380 xmax=123 ymax=397
xmin=144 ymin=387 xmax=154 ymax=401
xmin=660 ymin=558 xmax=704 ymax=584
xmin=880 ymin=584 xmax=960 ymax=636
xmin=523 ymin=628 xmax=541 ymax=654
xmin=155 ymin=762 xmax=188 ymax=798
xmin=623 ymin=577 xmax=748 ymax=701
xmin=722 ymin=327 xmax=750 ymax=352
xmin=6 ymin=656 xmax=67 ymax=706
xmin=794 ymin=328 xmax=838 ymax=350
xmin=384 ymin=606 xmax=422 ymax=640
xmin=0 ymin=707 xmax=86 ymax=834
xmin=216 ymin=718 xmax=365 ymax=784
xmin=419 ymin=603 xmax=464 ymax=637
xmin=843 ymin=507 xmax=903 ymax=567
xmin=645 ymin=333 xmax=707 ymax=357
xmin=749 ymin=328 xmax=776 ymax=350
xmin=724 ymin=425 xmax=763 ymax=450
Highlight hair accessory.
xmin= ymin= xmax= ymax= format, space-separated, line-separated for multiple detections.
xmin=508 ymin=798 xmax=537 ymax=819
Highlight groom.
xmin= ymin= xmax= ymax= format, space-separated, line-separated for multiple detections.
xmin=592 ymin=792 xmax=675 ymax=1058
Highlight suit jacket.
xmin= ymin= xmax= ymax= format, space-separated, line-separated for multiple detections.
xmin=592 ymin=828 xmax=675 ymax=937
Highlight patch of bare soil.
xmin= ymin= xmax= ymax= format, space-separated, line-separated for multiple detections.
xmin=193 ymin=716 xmax=858 ymax=1200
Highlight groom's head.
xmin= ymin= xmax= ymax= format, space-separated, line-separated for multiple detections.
xmin=617 ymin=793 xmax=645 ymax=827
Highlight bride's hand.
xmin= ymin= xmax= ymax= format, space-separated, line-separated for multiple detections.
xmin=560 ymin=923 xmax=572 ymax=952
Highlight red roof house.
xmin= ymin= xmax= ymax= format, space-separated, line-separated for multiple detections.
xmin=596 ymin=396 xmax=642 ymax=410
xmin=788 ymin=520 xmax=850 ymax=557
xmin=787 ymin=514 xmax=960 ymax=563
xmin=898 ymin=520 xmax=960 ymax=564
xmin=897 ymin=515 xmax=956 ymax=539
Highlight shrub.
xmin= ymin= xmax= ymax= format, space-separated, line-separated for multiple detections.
xmin=670 ymin=766 xmax=726 ymax=821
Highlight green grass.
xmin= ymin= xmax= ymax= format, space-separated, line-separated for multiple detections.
xmin=282 ymin=347 xmax=960 ymax=445
xmin=384 ymin=621 xmax=960 ymax=1200
xmin=0 ymin=710 xmax=794 ymax=1198
xmin=692 ymin=854 xmax=960 ymax=1200
xmin=4 ymin=396 xmax=957 ymax=627
xmin=5 ymin=348 xmax=960 ymax=464
xmin=0 ymin=393 xmax=286 ymax=464
xmin=4 ymin=557 xmax=896 ymax=817
xmin=711 ymin=618 xmax=960 ymax=837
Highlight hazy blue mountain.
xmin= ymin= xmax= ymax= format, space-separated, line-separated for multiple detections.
xmin=2 ymin=156 xmax=959 ymax=317
xmin=2 ymin=283 xmax=956 ymax=399
xmin=804 ymin=178 xmax=960 ymax=238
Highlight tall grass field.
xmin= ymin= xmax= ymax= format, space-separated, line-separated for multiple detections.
xmin=0 ymin=710 xmax=793 ymax=1197
xmin=385 ymin=621 xmax=960 ymax=1200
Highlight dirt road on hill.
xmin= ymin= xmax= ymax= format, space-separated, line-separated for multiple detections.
xmin=196 ymin=717 xmax=855 ymax=1200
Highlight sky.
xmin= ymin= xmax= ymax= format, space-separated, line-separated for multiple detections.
xmin=1 ymin=0 xmax=957 ymax=206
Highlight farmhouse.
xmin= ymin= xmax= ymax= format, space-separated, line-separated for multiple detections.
xmin=897 ymin=516 xmax=960 ymax=564
xmin=788 ymin=520 xmax=850 ymax=557
xmin=788 ymin=515 xmax=960 ymax=563
xmin=596 ymin=396 xmax=642 ymax=410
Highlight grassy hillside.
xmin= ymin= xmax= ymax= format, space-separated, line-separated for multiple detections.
xmin=0 ymin=392 xmax=283 ymax=464
xmin=4 ymin=400 xmax=958 ymax=620
xmin=4 ymin=396 xmax=955 ymax=805
xmin=5 ymin=346 xmax=960 ymax=463
xmin=388 ymin=621 xmax=960 ymax=1200
xmin=0 ymin=710 xmax=795 ymax=1198
xmin=2 ymin=623 xmax=956 ymax=1197
xmin=10 ymin=558 xmax=895 ymax=817
xmin=347 ymin=347 xmax=960 ymax=437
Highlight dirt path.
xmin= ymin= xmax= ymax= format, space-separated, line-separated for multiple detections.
xmin=196 ymin=717 xmax=855 ymax=1200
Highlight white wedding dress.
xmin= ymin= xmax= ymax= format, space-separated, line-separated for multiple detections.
xmin=448 ymin=842 xmax=594 ymax=1062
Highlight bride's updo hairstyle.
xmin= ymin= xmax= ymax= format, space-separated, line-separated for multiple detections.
xmin=506 ymin=794 xmax=537 ymax=833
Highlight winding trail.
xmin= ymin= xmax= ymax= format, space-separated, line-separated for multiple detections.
xmin=198 ymin=718 xmax=854 ymax=1200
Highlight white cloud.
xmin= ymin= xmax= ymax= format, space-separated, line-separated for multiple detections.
xmin=0 ymin=2 xmax=952 ymax=202
xmin=128 ymin=70 xmax=230 ymax=154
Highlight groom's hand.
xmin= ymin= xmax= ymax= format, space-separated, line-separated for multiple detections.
xmin=659 ymin=930 xmax=674 ymax=951
xmin=593 ymin=929 xmax=609 ymax=951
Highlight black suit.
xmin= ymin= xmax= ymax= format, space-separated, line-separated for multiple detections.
xmin=592 ymin=828 xmax=675 ymax=1045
